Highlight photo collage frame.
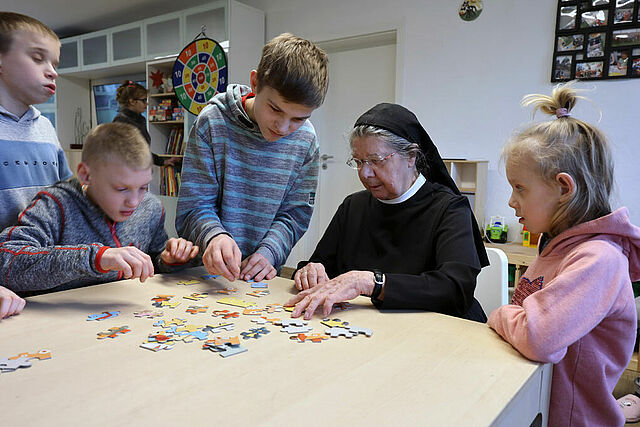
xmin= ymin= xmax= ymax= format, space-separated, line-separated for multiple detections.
xmin=553 ymin=0 xmax=640 ymax=81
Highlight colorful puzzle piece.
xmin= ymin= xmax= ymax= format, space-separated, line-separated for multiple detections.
xmin=134 ymin=310 xmax=164 ymax=318
xmin=201 ymin=274 xmax=220 ymax=280
xmin=212 ymin=310 xmax=240 ymax=319
xmin=251 ymin=282 xmax=268 ymax=288
xmin=9 ymin=349 xmax=52 ymax=361
xmin=176 ymin=279 xmax=200 ymax=286
xmin=264 ymin=304 xmax=284 ymax=313
xmin=203 ymin=322 xmax=235 ymax=333
xmin=243 ymin=308 xmax=264 ymax=315
xmin=97 ymin=325 xmax=131 ymax=339
xmin=217 ymin=287 xmax=238 ymax=295
xmin=290 ymin=333 xmax=329 ymax=343
xmin=275 ymin=319 xmax=308 ymax=328
xmin=86 ymin=311 xmax=120 ymax=321
xmin=218 ymin=297 xmax=256 ymax=308
xmin=140 ymin=342 xmax=174 ymax=352
xmin=246 ymin=290 xmax=270 ymax=298
xmin=321 ymin=318 xmax=349 ymax=328
xmin=186 ymin=305 xmax=209 ymax=315
xmin=147 ymin=332 xmax=175 ymax=343
xmin=346 ymin=326 xmax=374 ymax=337
xmin=202 ymin=336 xmax=247 ymax=357
xmin=332 ymin=302 xmax=353 ymax=312
xmin=283 ymin=305 xmax=295 ymax=312
xmin=183 ymin=293 xmax=208 ymax=301
xmin=241 ymin=327 xmax=271 ymax=339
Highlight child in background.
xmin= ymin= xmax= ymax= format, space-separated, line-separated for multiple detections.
xmin=177 ymin=33 xmax=328 ymax=282
xmin=112 ymin=80 xmax=180 ymax=169
xmin=0 ymin=12 xmax=73 ymax=317
xmin=0 ymin=122 xmax=198 ymax=296
xmin=488 ymin=81 xmax=640 ymax=426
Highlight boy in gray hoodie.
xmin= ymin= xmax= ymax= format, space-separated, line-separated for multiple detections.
xmin=0 ymin=122 xmax=199 ymax=298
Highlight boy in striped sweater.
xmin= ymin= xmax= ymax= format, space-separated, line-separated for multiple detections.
xmin=0 ymin=123 xmax=199 ymax=298
xmin=177 ymin=33 xmax=329 ymax=282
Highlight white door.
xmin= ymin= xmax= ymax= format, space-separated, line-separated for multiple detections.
xmin=285 ymin=33 xmax=397 ymax=269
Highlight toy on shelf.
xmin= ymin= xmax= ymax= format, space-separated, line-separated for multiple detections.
xmin=522 ymin=226 xmax=531 ymax=247
xmin=485 ymin=216 xmax=508 ymax=243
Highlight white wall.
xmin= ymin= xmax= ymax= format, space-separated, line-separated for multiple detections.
xmin=245 ymin=0 xmax=640 ymax=237
xmin=56 ymin=75 xmax=91 ymax=149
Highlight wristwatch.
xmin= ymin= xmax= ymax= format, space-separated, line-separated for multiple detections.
xmin=371 ymin=270 xmax=384 ymax=303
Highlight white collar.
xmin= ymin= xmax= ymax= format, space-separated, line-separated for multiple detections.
xmin=377 ymin=174 xmax=426 ymax=204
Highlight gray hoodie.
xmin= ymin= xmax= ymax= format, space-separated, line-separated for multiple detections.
xmin=0 ymin=178 xmax=175 ymax=294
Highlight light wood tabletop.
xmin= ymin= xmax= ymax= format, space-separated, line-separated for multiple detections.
xmin=0 ymin=267 xmax=551 ymax=426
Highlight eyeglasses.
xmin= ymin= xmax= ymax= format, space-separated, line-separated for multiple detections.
xmin=135 ymin=98 xmax=148 ymax=104
xmin=346 ymin=152 xmax=396 ymax=170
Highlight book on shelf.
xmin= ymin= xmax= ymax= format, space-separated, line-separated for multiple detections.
xmin=164 ymin=127 xmax=185 ymax=156
xmin=160 ymin=165 xmax=181 ymax=197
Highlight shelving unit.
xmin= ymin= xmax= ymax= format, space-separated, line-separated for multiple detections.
xmin=443 ymin=159 xmax=488 ymax=228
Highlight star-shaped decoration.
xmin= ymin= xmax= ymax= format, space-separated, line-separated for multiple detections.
xmin=149 ymin=69 xmax=164 ymax=89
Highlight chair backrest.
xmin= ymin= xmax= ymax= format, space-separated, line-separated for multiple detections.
xmin=475 ymin=247 xmax=509 ymax=315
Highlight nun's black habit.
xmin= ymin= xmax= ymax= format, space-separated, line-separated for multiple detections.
xmin=298 ymin=103 xmax=489 ymax=322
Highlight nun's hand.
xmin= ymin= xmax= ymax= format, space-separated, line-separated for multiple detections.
xmin=286 ymin=270 xmax=374 ymax=320
xmin=294 ymin=262 xmax=329 ymax=290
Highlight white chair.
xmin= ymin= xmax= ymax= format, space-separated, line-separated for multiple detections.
xmin=475 ymin=247 xmax=509 ymax=315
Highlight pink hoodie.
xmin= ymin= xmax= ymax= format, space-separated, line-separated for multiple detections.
xmin=488 ymin=208 xmax=640 ymax=427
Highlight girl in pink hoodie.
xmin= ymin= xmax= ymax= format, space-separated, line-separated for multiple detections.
xmin=488 ymin=81 xmax=640 ymax=426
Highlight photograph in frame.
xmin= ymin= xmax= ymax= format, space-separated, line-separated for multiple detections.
xmin=609 ymin=49 xmax=630 ymax=75
xmin=612 ymin=28 xmax=640 ymax=47
xmin=587 ymin=33 xmax=606 ymax=57
xmin=558 ymin=34 xmax=585 ymax=51
xmin=581 ymin=10 xmax=609 ymax=28
xmin=613 ymin=7 xmax=633 ymax=24
xmin=560 ymin=6 xmax=578 ymax=30
xmin=592 ymin=0 xmax=610 ymax=5
xmin=575 ymin=61 xmax=604 ymax=78
xmin=554 ymin=55 xmax=573 ymax=80
xmin=632 ymin=58 xmax=640 ymax=76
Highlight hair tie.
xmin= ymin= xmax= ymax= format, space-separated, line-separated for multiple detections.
xmin=556 ymin=107 xmax=571 ymax=118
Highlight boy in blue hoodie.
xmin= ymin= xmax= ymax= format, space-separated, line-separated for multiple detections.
xmin=0 ymin=122 xmax=198 ymax=299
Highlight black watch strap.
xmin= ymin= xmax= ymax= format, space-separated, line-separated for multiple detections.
xmin=371 ymin=270 xmax=384 ymax=302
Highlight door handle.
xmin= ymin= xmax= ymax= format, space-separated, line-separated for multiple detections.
xmin=320 ymin=154 xmax=334 ymax=161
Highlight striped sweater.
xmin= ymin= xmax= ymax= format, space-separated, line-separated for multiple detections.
xmin=176 ymin=84 xmax=319 ymax=268
xmin=0 ymin=178 xmax=174 ymax=294
xmin=0 ymin=104 xmax=72 ymax=231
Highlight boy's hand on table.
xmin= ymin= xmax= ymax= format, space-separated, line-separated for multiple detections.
xmin=0 ymin=286 xmax=26 ymax=319
xmin=203 ymin=234 xmax=241 ymax=282
xmin=100 ymin=247 xmax=155 ymax=282
xmin=240 ymin=253 xmax=276 ymax=282
xmin=294 ymin=262 xmax=329 ymax=290
xmin=161 ymin=238 xmax=199 ymax=264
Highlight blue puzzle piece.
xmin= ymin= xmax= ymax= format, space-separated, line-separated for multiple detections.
xmin=251 ymin=282 xmax=268 ymax=288
xmin=86 ymin=311 xmax=120 ymax=321
xmin=201 ymin=274 xmax=220 ymax=280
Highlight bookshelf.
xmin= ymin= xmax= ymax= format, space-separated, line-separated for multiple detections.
xmin=146 ymin=57 xmax=189 ymax=198
xmin=443 ymin=159 xmax=488 ymax=228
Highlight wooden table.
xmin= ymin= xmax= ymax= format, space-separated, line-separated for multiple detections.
xmin=0 ymin=267 xmax=551 ymax=426
xmin=485 ymin=242 xmax=539 ymax=285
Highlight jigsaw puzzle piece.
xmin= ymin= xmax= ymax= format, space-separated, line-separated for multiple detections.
xmin=246 ymin=290 xmax=270 ymax=298
xmin=201 ymin=274 xmax=220 ymax=280
xmin=243 ymin=308 xmax=264 ymax=315
xmin=281 ymin=325 xmax=313 ymax=334
xmin=183 ymin=293 xmax=209 ymax=301
xmin=0 ymin=356 xmax=32 ymax=372
xmin=251 ymin=282 xmax=268 ymax=288
xmin=290 ymin=333 xmax=329 ymax=343
xmin=176 ymin=279 xmax=200 ymax=286
xmin=97 ymin=325 xmax=131 ymax=339
xmin=10 ymin=349 xmax=52 ymax=361
xmin=240 ymin=327 xmax=271 ymax=339
xmin=218 ymin=297 xmax=256 ymax=308
xmin=264 ymin=304 xmax=283 ymax=313
xmin=186 ymin=305 xmax=209 ymax=315
xmin=212 ymin=310 xmax=240 ymax=319
xmin=134 ymin=310 xmax=164 ymax=318
xmin=275 ymin=319 xmax=308 ymax=328
xmin=347 ymin=326 xmax=373 ymax=337
xmin=320 ymin=318 xmax=349 ymax=328
xmin=217 ymin=345 xmax=247 ymax=357
xmin=140 ymin=342 xmax=174 ymax=352
xmin=217 ymin=287 xmax=238 ymax=295
xmin=325 ymin=327 xmax=357 ymax=338
xmin=203 ymin=322 xmax=235 ymax=333
xmin=86 ymin=311 xmax=120 ymax=321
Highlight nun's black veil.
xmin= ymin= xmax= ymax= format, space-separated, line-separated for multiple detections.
xmin=354 ymin=103 xmax=489 ymax=267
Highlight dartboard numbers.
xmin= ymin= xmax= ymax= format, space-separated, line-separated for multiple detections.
xmin=173 ymin=38 xmax=228 ymax=116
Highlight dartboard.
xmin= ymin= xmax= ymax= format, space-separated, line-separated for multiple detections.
xmin=172 ymin=38 xmax=228 ymax=116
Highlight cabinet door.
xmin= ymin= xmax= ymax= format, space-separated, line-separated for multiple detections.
xmin=58 ymin=37 xmax=81 ymax=72
xmin=82 ymin=31 xmax=110 ymax=69
xmin=184 ymin=4 xmax=227 ymax=43
xmin=112 ymin=24 xmax=143 ymax=64
xmin=145 ymin=14 xmax=182 ymax=59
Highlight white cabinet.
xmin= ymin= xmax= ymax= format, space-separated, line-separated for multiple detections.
xmin=145 ymin=14 xmax=182 ymax=59
xmin=58 ymin=37 xmax=80 ymax=72
xmin=112 ymin=24 xmax=143 ymax=64
xmin=81 ymin=30 xmax=109 ymax=69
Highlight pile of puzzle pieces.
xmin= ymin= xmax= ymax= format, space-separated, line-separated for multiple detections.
xmin=0 ymin=350 xmax=51 ymax=373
